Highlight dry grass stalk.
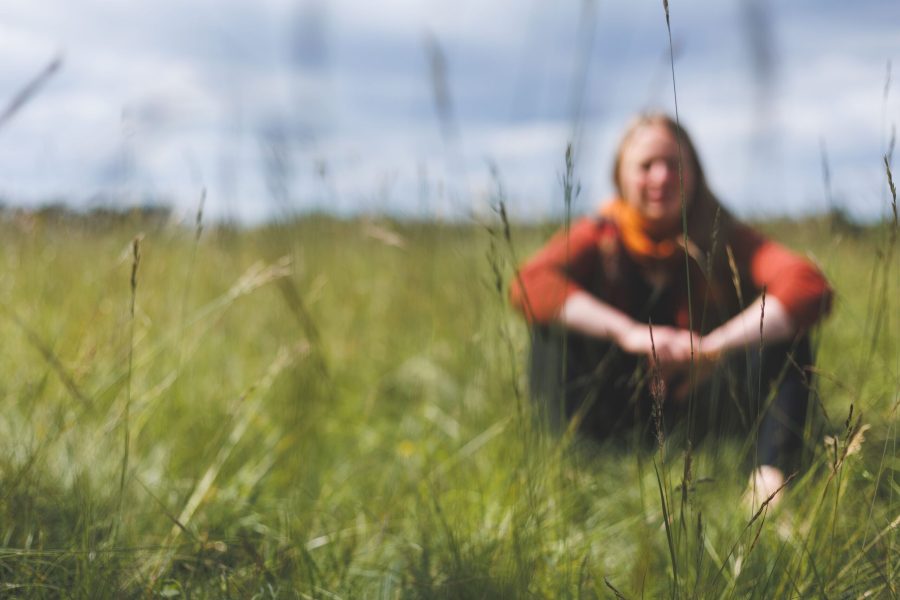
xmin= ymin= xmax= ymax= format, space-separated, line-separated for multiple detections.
xmin=0 ymin=304 xmax=90 ymax=406
xmin=710 ymin=472 xmax=796 ymax=590
xmin=648 ymin=320 xmax=666 ymax=452
xmin=142 ymin=342 xmax=309 ymax=587
xmin=117 ymin=235 xmax=141 ymax=532
xmin=362 ymin=219 xmax=406 ymax=248
xmin=0 ymin=55 xmax=62 ymax=131
xmin=179 ymin=188 xmax=206 ymax=362
xmin=885 ymin=156 xmax=898 ymax=226
xmin=228 ymin=256 xmax=292 ymax=299
xmin=725 ymin=245 xmax=744 ymax=309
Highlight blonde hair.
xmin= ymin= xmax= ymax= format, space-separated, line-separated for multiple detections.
xmin=611 ymin=112 xmax=714 ymax=208
xmin=611 ymin=112 xmax=733 ymax=257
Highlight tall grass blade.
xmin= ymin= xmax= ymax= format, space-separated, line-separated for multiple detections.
xmin=654 ymin=460 xmax=679 ymax=594
xmin=0 ymin=55 xmax=62 ymax=131
xmin=116 ymin=236 xmax=141 ymax=537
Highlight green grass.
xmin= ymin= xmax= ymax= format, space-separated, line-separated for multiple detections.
xmin=0 ymin=209 xmax=896 ymax=598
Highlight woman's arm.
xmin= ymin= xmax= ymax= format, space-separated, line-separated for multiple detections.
xmin=560 ymin=291 xmax=695 ymax=364
xmin=558 ymin=290 xmax=635 ymax=341
xmin=509 ymin=218 xmax=604 ymax=323
xmin=701 ymin=295 xmax=796 ymax=357
xmin=731 ymin=223 xmax=833 ymax=332
xmin=696 ymin=223 xmax=832 ymax=358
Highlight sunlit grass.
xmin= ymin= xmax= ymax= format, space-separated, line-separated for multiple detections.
xmin=0 ymin=210 xmax=895 ymax=597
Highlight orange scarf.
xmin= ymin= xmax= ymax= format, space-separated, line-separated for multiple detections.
xmin=600 ymin=199 xmax=687 ymax=268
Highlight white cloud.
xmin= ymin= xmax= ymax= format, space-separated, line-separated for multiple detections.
xmin=0 ymin=0 xmax=896 ymax=222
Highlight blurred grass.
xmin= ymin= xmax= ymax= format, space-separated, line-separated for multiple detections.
xmin=0 ymin=209 xmax=896 ymax=598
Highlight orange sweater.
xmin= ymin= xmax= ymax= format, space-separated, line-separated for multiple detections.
xmin=510 ymin=205 xmax=832 ymax=333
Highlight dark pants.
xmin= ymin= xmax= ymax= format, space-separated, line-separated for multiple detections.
xmin=529 ymin=326 xmax=815 ymax=470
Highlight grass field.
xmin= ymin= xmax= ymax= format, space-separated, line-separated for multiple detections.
xmin=0 ymin=203 xmax=896 ymax=597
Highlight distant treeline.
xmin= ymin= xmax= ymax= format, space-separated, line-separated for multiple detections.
xmin=0 ymin=199 xmax=874 ymax=238
xmin=0 ymin=201 xmax=175 ymax=230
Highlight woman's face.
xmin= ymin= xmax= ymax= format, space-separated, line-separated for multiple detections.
xmin=618 ymin=123 xmax=696 ymax=232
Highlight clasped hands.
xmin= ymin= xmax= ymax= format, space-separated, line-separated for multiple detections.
xmin=615 ymin=321 xmax=787 ymax=507
xmin=615 ymin=323 xmax=721 ymax=402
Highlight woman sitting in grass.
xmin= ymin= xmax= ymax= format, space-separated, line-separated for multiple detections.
xmin=510 ymin=113 xmax=832 ymax=505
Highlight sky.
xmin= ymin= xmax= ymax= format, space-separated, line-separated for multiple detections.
xmin=0 ymin=0 xmax=898 ymax=223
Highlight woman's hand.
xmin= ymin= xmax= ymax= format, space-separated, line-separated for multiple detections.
xmin=558 ymin=292 xmax=721 ymax=396
xmin=665 ymin=343 xmax=720 ymax=403
xmin=615 ymin=322 xmax=694 ymax=365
